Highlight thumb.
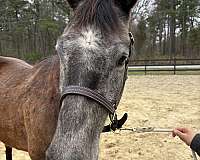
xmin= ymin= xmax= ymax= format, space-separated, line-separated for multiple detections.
xmin=174 ymin=129 xmax=186 ymax=139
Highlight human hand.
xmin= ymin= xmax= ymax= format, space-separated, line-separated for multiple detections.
xmin=172 ymin=128 xmax=196 ymax=146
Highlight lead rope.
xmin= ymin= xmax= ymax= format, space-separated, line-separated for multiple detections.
xmin=114 ymin=127 xmax=198 ymax=160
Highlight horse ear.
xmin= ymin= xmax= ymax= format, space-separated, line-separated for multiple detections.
xmin=67 ymin=0 xmax=82 ymax=10
xmin=115 ymin=0 xmax=138 ymax=15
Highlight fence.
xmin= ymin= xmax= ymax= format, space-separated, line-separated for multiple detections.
xmin=128 ymin=58 xmax=200 ymax=75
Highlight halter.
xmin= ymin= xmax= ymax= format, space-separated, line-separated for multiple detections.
xmin=60 ymin=32 xmax=134 ymax=116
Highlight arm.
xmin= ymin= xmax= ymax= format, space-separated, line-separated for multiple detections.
xmin=173 ymin=128 xmax=200 ymax=156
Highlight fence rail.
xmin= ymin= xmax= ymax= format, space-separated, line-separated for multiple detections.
xmin=129 ymin=58 xmax=200 ymax=75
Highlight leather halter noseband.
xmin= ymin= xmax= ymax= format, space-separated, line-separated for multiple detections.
xmin=59 ymin=32 xmax=134 ymax=115
xmin=60 ymin=86 xmax=116 ymax=114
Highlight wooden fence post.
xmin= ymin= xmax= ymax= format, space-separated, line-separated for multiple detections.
xmin=145 ymin=60 xmax=147 ymax=75
xmin=174 ymin=58 xmax=176 ymax=75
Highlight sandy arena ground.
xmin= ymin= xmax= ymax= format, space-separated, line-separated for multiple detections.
xmin=0 ymin=75 xmax=200 ymax=160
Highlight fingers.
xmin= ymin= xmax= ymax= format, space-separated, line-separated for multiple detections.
xmin=172 ymin=127 xmax=195 ymax=146
xmin=173 ymin=129 xmax=186 ymax=140
xmin=172 ymin=129 xmax=189 ymax=145
xmin=172 ymin=128 xmax=190 ymax=137
xmin=175 ymin=127 xmax=189 ymax=133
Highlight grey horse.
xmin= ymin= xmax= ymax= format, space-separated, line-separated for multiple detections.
xmin=0 ymin=0 xmax=137 ymax=159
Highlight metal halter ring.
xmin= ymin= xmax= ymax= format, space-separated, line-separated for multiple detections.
xmin=129 ymin=32 xmax=135 ymax=45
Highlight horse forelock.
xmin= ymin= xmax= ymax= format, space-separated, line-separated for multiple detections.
xmin=59 ymin=0 xmax=131 ymax=52
xmin=78 ymin=29 xmax=99 ymax=50
xmin=72 ymin=0 xmax=123 ymax=34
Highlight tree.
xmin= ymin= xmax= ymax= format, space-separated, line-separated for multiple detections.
xmin=131 ymin=0 xmax=200 ymax=59
xmin=0 ymin=0 xmax=69 ymax=62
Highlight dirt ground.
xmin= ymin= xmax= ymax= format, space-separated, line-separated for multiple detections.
xmin=0 ymin=75 xmax=200 ymax=160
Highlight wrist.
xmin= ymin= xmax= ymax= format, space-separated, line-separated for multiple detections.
xmin=190 ymin=134 xmax=200 ymax=152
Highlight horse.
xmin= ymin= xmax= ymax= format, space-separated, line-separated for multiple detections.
xmin=0 ymin=0 xmax=137 ymax=159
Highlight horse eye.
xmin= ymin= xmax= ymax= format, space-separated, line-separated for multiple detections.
xmin=118 ymin=55 xmax=128 ymax=66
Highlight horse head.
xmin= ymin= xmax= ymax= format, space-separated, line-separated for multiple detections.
xmin=46 ymin=0 xmax=137 ymax=159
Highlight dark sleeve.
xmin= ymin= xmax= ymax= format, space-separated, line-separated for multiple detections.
xmin=190 ymin=134 xmax=200 ymax=156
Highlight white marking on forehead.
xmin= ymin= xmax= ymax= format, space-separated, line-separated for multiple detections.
xmin=78 ymin=29 xmax=99 ymax=49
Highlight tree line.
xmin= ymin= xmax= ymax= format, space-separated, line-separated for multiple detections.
xmin=132 ymin=0 xmax=200 ymax=60
xmin=0 ymin=0 xmax=200 ymax=62
xmin=0 ymin=0 xmax=69 ymax=62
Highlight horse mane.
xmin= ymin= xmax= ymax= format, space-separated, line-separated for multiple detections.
xmin=73 ymin=0 xmax=122 ymax=34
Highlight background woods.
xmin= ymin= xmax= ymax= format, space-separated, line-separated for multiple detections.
xmin=131 ymin=0 xmax=200 ymax=60
xmin=0 ymin=0 xmax=200 ymax=62
xmin=0 ymin=0 xmax=69 ymax=62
